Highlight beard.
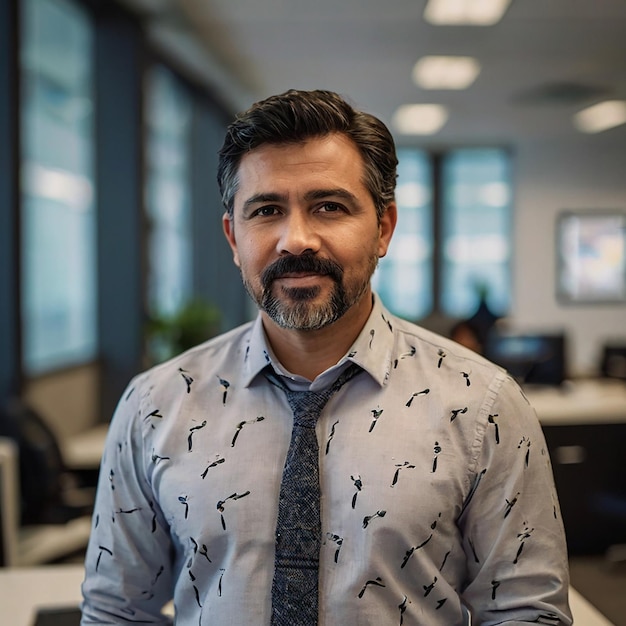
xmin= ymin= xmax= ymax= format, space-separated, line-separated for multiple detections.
xmin=243 ymin=252 xmax=378 ymax=331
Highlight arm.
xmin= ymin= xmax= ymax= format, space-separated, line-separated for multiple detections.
xmin=458 ymin=374 xmax=572 ymax=625
xmin=81 ymin=378 xmax=174 ymax=624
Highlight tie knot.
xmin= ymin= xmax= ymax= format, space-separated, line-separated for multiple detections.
xmin=264 ymin=362 xmax=363 ymax=428
xmin=285 ymin=388 xmax=333 ymax=427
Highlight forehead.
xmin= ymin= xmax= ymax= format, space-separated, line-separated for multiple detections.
xmin=234 ymin=134 xmax=368 ymax=198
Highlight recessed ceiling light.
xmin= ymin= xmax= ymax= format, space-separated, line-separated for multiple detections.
xmin=573 ymin=100 xmax=626 ymax=134
xmin=424 ymin=0 xmax=512 ymax=26
xmin=413 ymin=56 xmax=481 ymax=90
xmin=392 ymin=104 xmax=449 ymax=135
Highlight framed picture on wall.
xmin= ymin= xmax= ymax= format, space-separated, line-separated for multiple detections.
xmin=557 ymin=210 xmax=626 ymax=303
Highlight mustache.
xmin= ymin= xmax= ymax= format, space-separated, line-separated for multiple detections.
xmin=261 ymin=254 xmax=343 ymax=290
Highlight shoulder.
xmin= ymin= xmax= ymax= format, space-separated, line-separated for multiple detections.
xmin=389 ymin=311 xmax=504 ymax=379
xmin=127 ymin=320 xmax=255 ymax=400
xmin=382 ymin=311 xmax=529 ymax=427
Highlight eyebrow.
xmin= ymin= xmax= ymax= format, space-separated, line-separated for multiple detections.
xmin=242 ymin=192 xmax=286 ymax=211
xmin=242 ymin=188 xmax=358 ymax=211
xmin=304 ymin=188 xmax=358 ymax=203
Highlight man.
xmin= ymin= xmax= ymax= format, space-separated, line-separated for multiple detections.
xmin=81 ymin=89 xmax=572 ymax=625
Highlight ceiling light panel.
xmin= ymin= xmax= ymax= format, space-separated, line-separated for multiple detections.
xmin=424 ymin=0 xmax=512 ymax=26
xmin=573 ymin=100 xmax=626 ymax=134
xmin=392 ymin=104 xmax=449 ymax=135
xmin=413 ymin=56 xmax=481 ymax=89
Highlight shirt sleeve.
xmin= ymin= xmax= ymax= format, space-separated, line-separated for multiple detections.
xmin=81 ymin=377 xmax=174 ymax=624
xmin=457 ymin=373 xmax=573 ymax=625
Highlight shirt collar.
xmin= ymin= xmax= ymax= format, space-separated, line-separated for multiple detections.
xmin=241 ymin=293 xmax=395 ymax=389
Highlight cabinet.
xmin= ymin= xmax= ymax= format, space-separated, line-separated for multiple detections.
xmin=526 ymin=380 xmax=626 ymax=555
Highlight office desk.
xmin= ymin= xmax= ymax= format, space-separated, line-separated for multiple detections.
xmin=0 ymin=565 xmax=84 ymax=626
xmin=525 ymin=379 xmax=626 ymax=426
xmin=0 ymin=565 xmax=613 ymax=626
xmin=526 ymin=379 xmax=626 ymax=555
xmin=61 ymin=424 xmax=109 ymax=471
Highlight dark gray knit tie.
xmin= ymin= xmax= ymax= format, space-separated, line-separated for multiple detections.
xmin=266 ymin=363 xmax=362 ymax=626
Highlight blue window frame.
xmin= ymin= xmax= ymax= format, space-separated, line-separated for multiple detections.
xmin=440 ymin=149 xmax=512 ymax=318
xmin=20 ymin=0 xmax=96 ymax=374
xmin=145 ymin=65 xmax=193 ymax=319
xmin=373 ymin=149 xmax=433 ymax=320
xmin=375 ymin=148 xmax=512 ymax=321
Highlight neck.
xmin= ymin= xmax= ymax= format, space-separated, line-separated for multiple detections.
xmin=261 ymin=290 xmax=374 ymax=380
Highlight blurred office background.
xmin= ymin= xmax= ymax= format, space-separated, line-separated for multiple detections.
xmin=1 ymin=0 xmax=625 ymax=622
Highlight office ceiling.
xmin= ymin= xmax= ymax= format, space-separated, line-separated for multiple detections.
xmin=130 ymin=0 xmax=626 ymax=147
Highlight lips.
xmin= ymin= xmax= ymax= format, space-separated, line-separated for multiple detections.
xmin=274 ymin=273 xmax=330 ymax=290
xmin=277 ymin=271 xmax=325 ymax=279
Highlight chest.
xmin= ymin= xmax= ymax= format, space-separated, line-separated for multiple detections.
xmin=142 ymin=376 xmax=480 ymax=553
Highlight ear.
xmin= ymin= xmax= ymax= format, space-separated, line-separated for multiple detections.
xmin=377 ymin=202 xmax=398 ymax=258
xmin=222 ymin=212 xmax=241 ymax=267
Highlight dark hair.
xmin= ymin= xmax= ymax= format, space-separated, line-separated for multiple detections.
xmin=217 ymin=89 xmax=398 ymax=219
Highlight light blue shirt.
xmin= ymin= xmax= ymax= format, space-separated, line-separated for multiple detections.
xmin=81 ymin=295 xmax=572 ymax=625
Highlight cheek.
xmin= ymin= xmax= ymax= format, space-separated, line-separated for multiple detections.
xmin=236 ymin=242 xmax=268 ymax=279
xmin=346 ymin=228 xmax=383 ymax=260
xmin=336 ymin=243 xmax=378 ymax=276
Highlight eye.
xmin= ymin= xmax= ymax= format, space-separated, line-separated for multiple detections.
xmin=252 ymin=206 xmax=279 ymax=217
xmin=318 ymin=202 xmax=343 ymax=213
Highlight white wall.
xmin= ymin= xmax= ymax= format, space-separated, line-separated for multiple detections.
xmin=512 ymin=135 xmax=626 ymax=377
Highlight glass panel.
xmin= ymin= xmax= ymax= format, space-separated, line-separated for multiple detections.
xmin=20 ymin=0 xmax=96 ymax=374
xmin=373 ymin=149 xmax=433 ymax=320
xmin=145 ymin=66 xmax=193 ymax=318
xmin=440 ymin=149 xmax=512 ymax=318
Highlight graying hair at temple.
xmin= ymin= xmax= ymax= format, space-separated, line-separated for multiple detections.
xmin=217 ymin=89 xmax=398 ymax=220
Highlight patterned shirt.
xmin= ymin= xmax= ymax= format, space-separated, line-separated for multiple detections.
xmin=81 ymin=295 xmax=572 ymax=625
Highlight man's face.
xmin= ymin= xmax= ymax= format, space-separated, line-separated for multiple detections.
xmin=222 ymin=133 xmax=396 ymax=331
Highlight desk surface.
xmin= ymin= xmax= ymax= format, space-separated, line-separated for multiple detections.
xmin=0 ymin=565 xmax=615 ymax=626
xmin=0 ymin=565 xmax=84 ymax=626
xmin=525 ymin=379 xmax=626 ymax=426
xmin=60 ymin=424 xmax=109 ymax=471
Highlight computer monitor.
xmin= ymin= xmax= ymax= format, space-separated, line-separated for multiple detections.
xmin=601 ymin=344 xmax=626 ymax=380
xmin=483 ymin=332 xmax=567 ymax=386
xmin=0 ymin=438 xmax=19 ymax=567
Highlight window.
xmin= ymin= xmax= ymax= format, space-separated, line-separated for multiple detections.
xmin=375 ymin=148 xmax=512 ymax=321
xmin=20 ymin=0 xmax=96 ymax=374
xmin=372 ymin=150 xmax=433 ymax=320
xmin=440 ymin=149 xmax=512 ymax=318
xmin=145 ymin=65 xmax=193 ymax=318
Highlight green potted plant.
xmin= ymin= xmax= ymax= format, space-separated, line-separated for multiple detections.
xmin=146 ymin=299 xmax=221 ymax=364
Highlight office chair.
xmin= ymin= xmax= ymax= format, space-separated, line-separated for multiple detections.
xmin=0 ymin=399 xmax=93 ymax=566
xmin=0 ymin=438 xmax=19 ymax=566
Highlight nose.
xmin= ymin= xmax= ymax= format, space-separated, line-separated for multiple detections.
xmin=276 ymin=211 xmax=321 ymax=256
